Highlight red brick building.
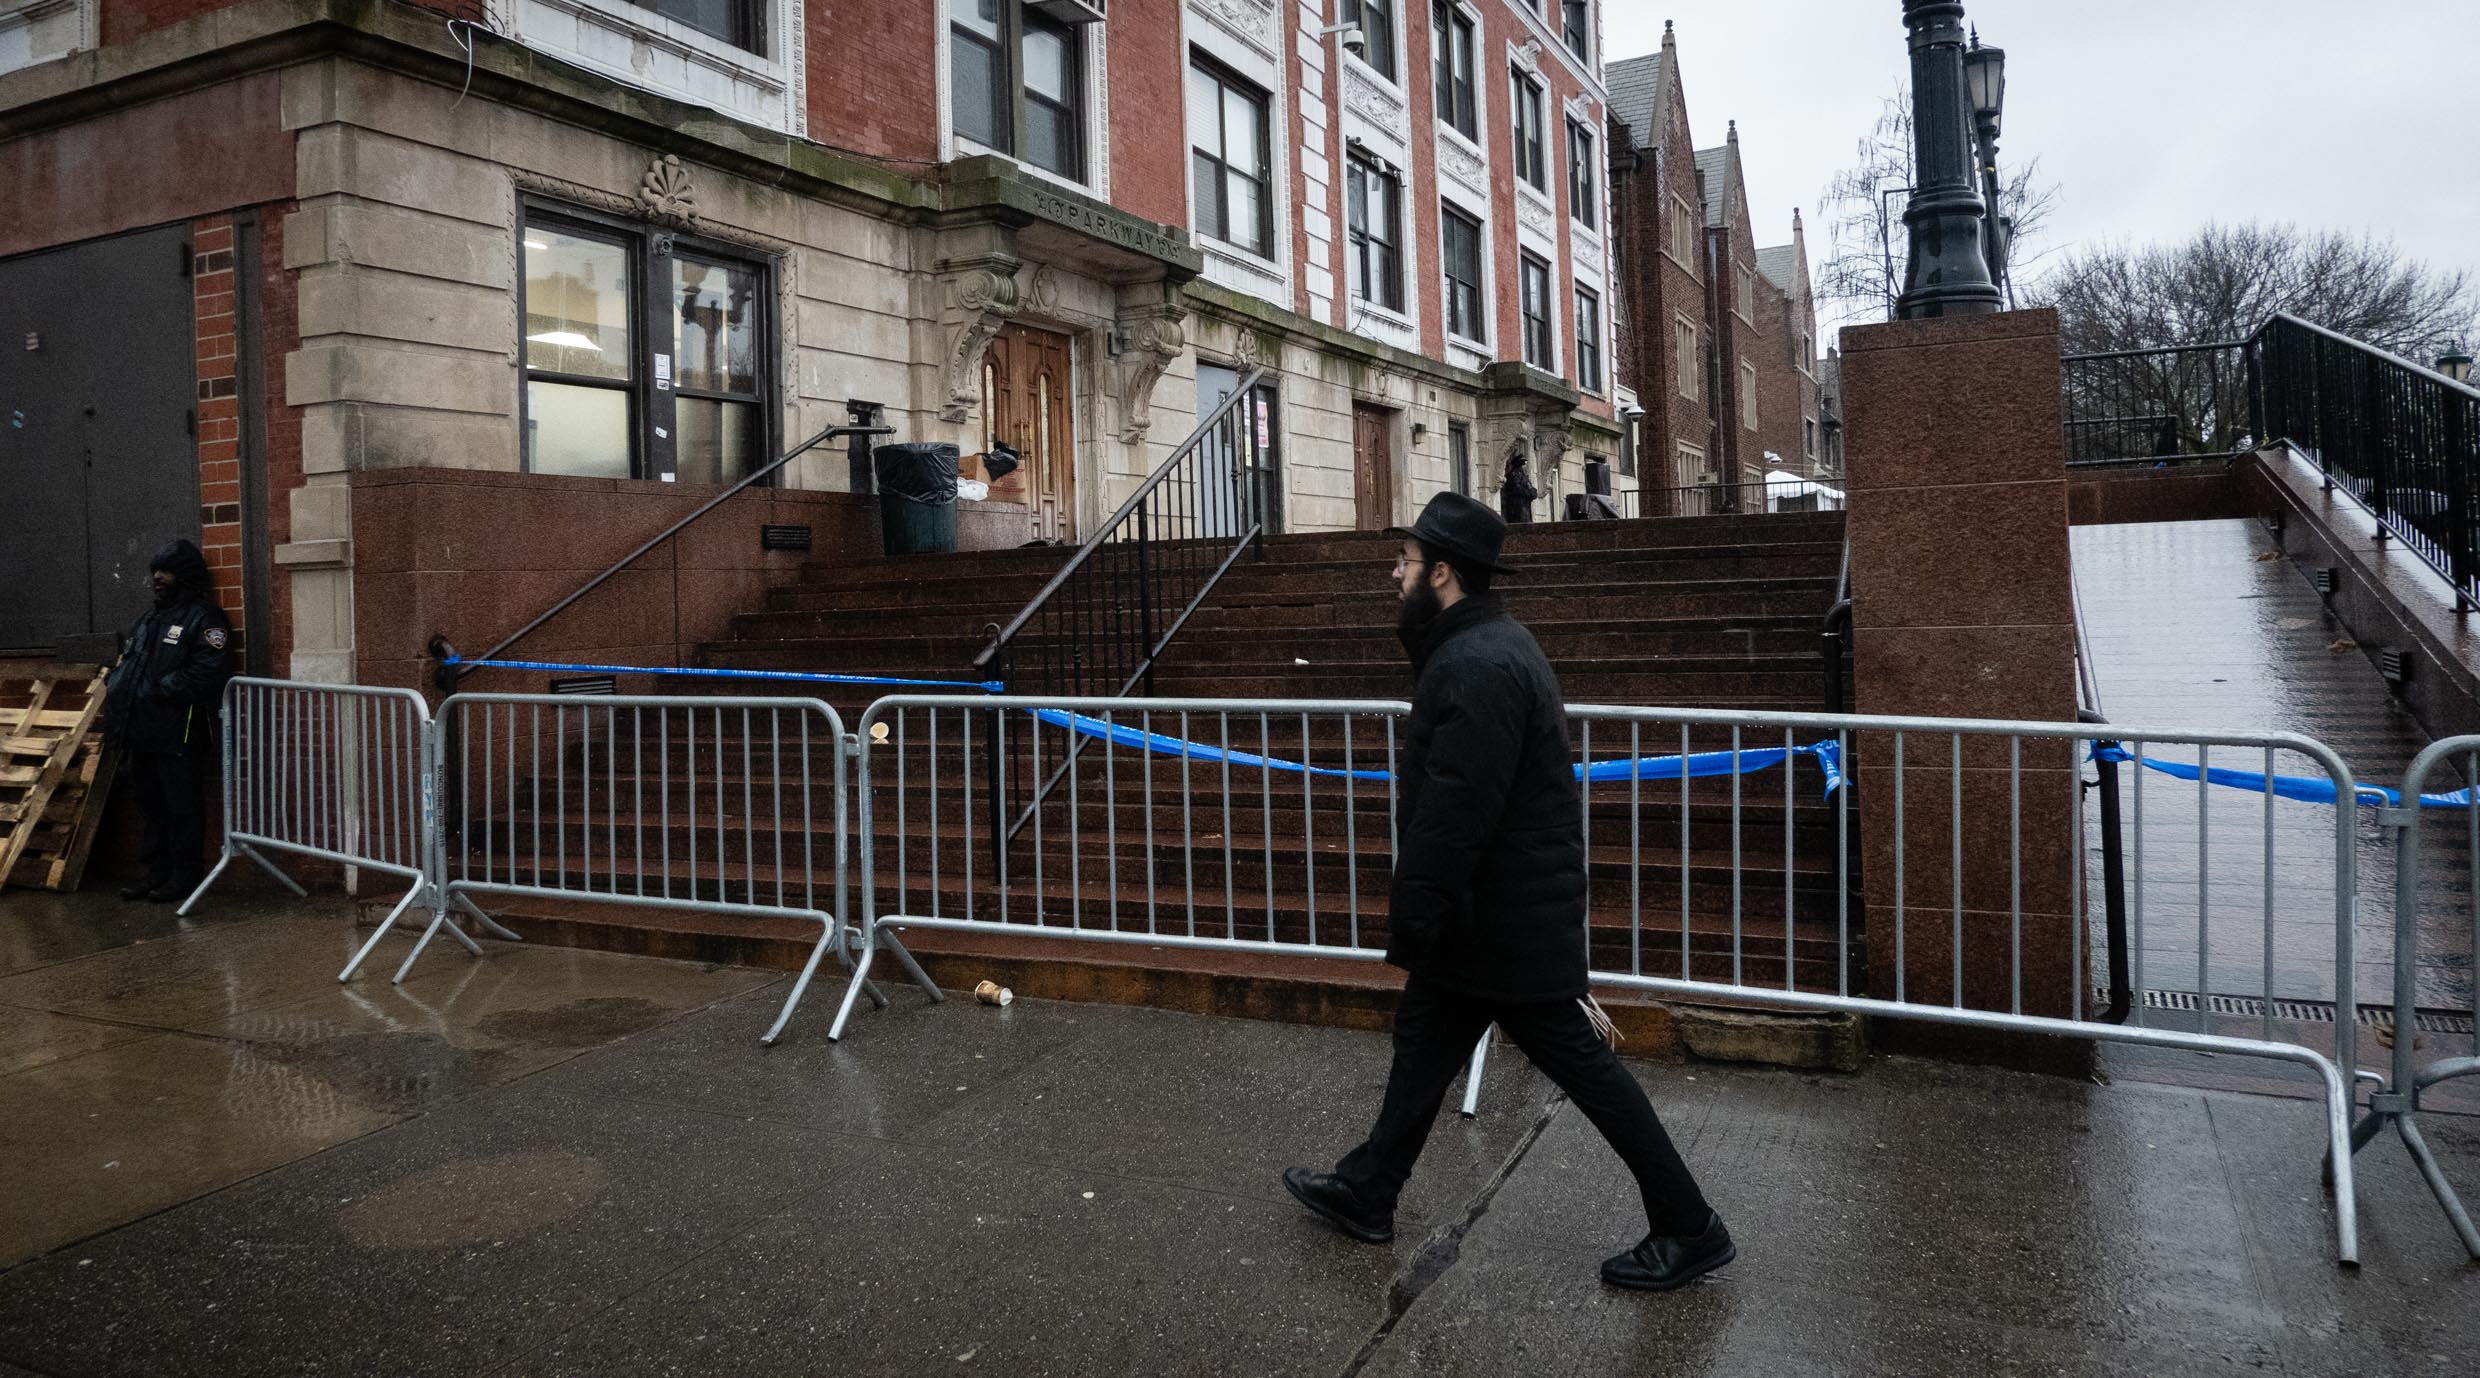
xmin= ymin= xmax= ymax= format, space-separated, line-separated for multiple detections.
xmin=0 ymin=0 xmax=1625 ymax=682
xmin=1604 ymin=20 xmax=1819 ymax=513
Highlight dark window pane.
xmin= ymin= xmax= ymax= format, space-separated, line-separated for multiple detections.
xmin=952 ymin=27 xmax=1007 ymax=149
xmin=1562 ymin=0 xmax=1589 ymax=61
xmin=675 ymin=396 xmax=760 ymax=487
xmin=1352 ymin=0 xmax=1395 ymax=79
xmin=633 ymin=0 xmax=761 ymax=52
xmin=1026 ymin=98 xmax=1077 ymax=177
xmin=1193 ymin=150 xmax=1226 ymax=241
xmin=674 ymin=254 xmax=760 ymax=395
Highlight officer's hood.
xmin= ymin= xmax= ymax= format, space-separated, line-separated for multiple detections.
xmin=149 ymin=539 xmax=212 ymax=597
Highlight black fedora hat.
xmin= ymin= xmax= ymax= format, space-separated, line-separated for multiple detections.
xmin=1389 ymin=491 xmax=1516 ymax=577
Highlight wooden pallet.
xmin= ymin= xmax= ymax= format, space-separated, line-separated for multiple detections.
xmin=0 ymin=663 xmax=114 ymax=892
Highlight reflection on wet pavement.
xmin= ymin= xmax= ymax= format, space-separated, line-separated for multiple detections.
xmin=2074 ymin=520 xmax=2474 ymax=1015
xmin=0 ymin=891 xmax=775 ymax=1268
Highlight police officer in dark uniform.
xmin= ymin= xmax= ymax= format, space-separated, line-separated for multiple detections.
xmin=102 ymin=540 xmax=233 ymax=902
xmin=1282 ymin=492 xmax=1735 ymax=1293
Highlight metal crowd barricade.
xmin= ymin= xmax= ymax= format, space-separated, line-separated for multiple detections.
xmin=1532 ymin=703 xmax=2365 ymax=1264
xmin=833 ymin=694 xmax=1411 ymax=1039
xmin=2360 ymin=737 xmax=2480 ymax=1257
xmin=434 ymin=692 xmax=861 ymax=1044
xmin=179 ymin=677 xmax=507 ymax=981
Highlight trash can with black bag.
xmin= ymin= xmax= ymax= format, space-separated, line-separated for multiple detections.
xmin=874 ymin=442 xmax=960 ymax=554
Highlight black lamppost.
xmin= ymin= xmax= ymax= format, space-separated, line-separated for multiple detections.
xmin=1963 ymin=31 xmax=2010 ymax=303
xmin=2441 ymin=338 xmax=2476 ymax=385
xmin=1896 ymin=0 xmax=2002 ymax=318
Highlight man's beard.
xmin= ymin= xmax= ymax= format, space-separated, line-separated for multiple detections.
xmin=151 ymin=581 xmax=178 ymax=609
xmin=1395 ymin=578 xmax=1444 ymax=660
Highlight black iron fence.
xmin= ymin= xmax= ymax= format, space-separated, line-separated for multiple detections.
xmin=2250 ymin=314 xmax=2480 ymax=607
xmin=2060 ymin=340 xmax=2253 ymax=466
xmin=973 ymin=371 xmax=1277 ymax=842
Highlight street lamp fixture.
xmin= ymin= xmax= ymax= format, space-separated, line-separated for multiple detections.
xmin=2441 ymin=338 xmax=2477 ymax=385
xmin=1963 ymin=33 xmax=2005 ymax=138
xmin=1896 ymin=0 xmax=2003 ymax=319
xmin=1963 ymin=30 xmax=2010 ymax=303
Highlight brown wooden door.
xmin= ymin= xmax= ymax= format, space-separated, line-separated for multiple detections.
xmin=1352 ymin=403 xmax=1394 ymax=532
xmin=985 ymin=322 xmax=1077 ymax=544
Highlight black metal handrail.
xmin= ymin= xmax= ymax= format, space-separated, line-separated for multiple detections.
xmin=974 ymin=369 xmax=1276 ymax=841
xmin=2249 ymin=312 xmax=2480 ymax=610
xmin=425 ymin=421 xmax=890 ymax=693
xmin=2060 ymin=339 xmax=2252 ymax=467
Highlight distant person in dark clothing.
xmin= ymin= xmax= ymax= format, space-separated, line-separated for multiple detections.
xmin=101 ymin=540 xmax=232 ymax=902
xmin=1282 ymin=492 xmax=1734 ymax=1293
xmin=1499 ymin=450 xmax=1538 ymax=524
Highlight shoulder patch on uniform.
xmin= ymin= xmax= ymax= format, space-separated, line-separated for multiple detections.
xmin=204 ymin=627 xmax=228 ymax=650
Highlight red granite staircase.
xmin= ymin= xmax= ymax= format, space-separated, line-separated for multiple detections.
xmin=448 ymin=510 xmax=1858 ymax=1039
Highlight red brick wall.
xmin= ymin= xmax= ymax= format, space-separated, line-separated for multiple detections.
xmin=805 ymin=1 xmax=944 ymax=168
xmin=257 ymin=205 xmax=302 ymax=672
xmin=1706 ymin=177 xmax=1767 ymax=479
xmin=1609 ymin=85 xmax=1713 ymax=501
xmin=1107 ymin=0 xmax=1187 ymax=228
xmin=190 ymin=217 xmax=246 ymax=646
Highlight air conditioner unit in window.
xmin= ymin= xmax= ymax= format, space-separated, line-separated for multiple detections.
xmin=1029 ymin=0 xmax=1106 ymax=23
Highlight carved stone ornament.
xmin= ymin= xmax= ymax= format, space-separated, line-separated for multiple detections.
xmin=942 ymin=267 xmax=1022 ymax=424
xmin=1114 ymin=310 xmax=1188 ymax=443
xmin=1027 ymin=264 xmax=1062 ymax=313
xmin=1516 ymin=193 xmax=1556 ymax=237
xmin=1342 ymin=65 xmax=1407 ymax=130
xmin=1197 ymin=0 xmax=1279 ymax=58
xmin=1232 ymin=328 xmax=1267 ymax=373
xmin=1437 ymin=138 xmax=1486 ymax=194
xmin=636 ymin=154 xmax=698 ymax=227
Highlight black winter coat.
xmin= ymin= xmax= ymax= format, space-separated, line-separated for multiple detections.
xmin=1385 ymin=593 xmax=1587 ymax=1002
xmin=103 ymin=595 xmax=233 ymax=755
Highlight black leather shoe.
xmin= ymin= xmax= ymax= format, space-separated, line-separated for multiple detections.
xmin=1282 ymin=1167 xmax=1394 ymax=1244
xmin=1601 ymin=1212 xmax=1737 ymax=1291
xmin=119 ymin=876 xmax=168 ymax=901
xmin=143 ymin=877 xmax=199 ymax=904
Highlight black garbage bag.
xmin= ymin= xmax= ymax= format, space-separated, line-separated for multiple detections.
xmin=873 ymin=442 xmax=960 ymax=505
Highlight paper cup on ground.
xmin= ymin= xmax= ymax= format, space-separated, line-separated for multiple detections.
xmin=974 ymin=980 xmax=1014 ymax=1007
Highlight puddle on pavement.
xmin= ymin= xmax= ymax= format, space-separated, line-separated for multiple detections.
xmin=471 ymin=996 xmax=671 ymax=1049
xmin=341 ymin=1150 xmax=607 ymax=1249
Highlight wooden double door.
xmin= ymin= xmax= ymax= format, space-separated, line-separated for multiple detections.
xmin=1352 ymin=402 xmax=1395 ymax=531
xmin=981 ymin=322 xmax=1076 ymax=544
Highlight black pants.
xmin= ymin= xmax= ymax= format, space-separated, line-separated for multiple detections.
xmin=1336 ymin=973 xmax=1714 ymax=1236
xmin=130 ymin=750 xmax=207 ymax=887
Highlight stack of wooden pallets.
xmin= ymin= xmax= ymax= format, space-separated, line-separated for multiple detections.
xmin=0 ymin=663 xmax=117 ymax=892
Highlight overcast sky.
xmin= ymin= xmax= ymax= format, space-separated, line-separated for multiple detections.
xmin=1606 ymin=1 xmax=2480 ymax=342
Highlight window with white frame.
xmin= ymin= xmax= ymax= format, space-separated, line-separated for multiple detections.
xmin=1519 ymin=252 xmax=1553 ymax=370
xmin=1442 ymin=204 xmax=1486 ymax=342
xmin=1674 ymin=315 xmax=1698 ymax=399
xmin=952 ymin=0 xmax=1086 ymax=181
xmin=1805 ymin=416 xmax=1818 ymax=462
xmin=1561 ymin=1 xmax=1591 ymax=62
xmin=627 ymin=0 xmax=763 ymax=52
xmin=1344 ymin=0 xmax=1396 ymax=80
xmin=1566 ymin=116 xmax=1596 ymax=224
xmin=1190 ymin=55 xmax=1275 ymax=258
xmin=1431 ymin=2 xmax=1476 ymax=138
xmin=1679 ymin=441 xmax=1710 ymax=488
xmin=1670 ymin=195 xmax=1698 ymax=269
xmin=1619 ymin=412 xmax=1636 ymax=478
xmin=1735 ymin=260 xmax=1754 ymax=320
xmin=1449 ymin=421 xmax=1472 ymax=495
xmin=521 ymin=204 xmax=775 ymax=485
xmin=1574 ymin=285 xmax=1603 ymax=393
xmin=1511 ymin=67 xmax=1546 ymax=191
xmin=1740 ymin=359 xmax=1759 ymax=430
xmin=1346 ymin=152 xmax=1405 ymax=312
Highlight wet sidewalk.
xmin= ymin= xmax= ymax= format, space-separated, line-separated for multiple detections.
xmin=3 ymin=893 xmax=2478 ymax=1376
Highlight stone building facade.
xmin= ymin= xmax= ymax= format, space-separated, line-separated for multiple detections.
xmin=0 ymin=0 xmax=1626 ymax=683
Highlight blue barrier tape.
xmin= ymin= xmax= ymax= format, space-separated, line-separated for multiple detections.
xmin=1032 ymin=708 xmax=1844 ymax=795
xmin=446 ymin=656 xmax=1005 ymax=693
xmin=2088 ymin=743 xmax=2474 ymax=809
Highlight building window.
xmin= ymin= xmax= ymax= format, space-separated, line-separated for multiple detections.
xmin=521 ymin=206 xmax=774 ymax=484
xmin=1430 ymin=3 xmax=1475 ymax=138
xmin=1670 ymin=194 xmax=1699 ymax=269
xmin=1511 ymin=68 xmax=1545 ymax=191
xmin=626 ymin=0 xmax=764 ymax=52
xmin=1346 ymin=152 xmax=1405 ymax=312
xmin=1345 ymin=0 xmax=1396 ymax=80
xmin=1736 ymin=260 xmax=1755 ymax=321
xmin=1519 ymin=252 xmax=1553 ymax=369
xmin=1740 ymin=359 xmax=1759 ymax=430
xmin=1566 ymin=117 xmax=1596 ymax=224
xmin=1674 ymin=315 xmax=1698 ymax=399
xmin=1561 ymin=2 xmax=1591 ymax=62
xmin=1619 ymin=413 xmax=1637 ymax=477
xmin=1448 ymin=421 xmax=1471 ymax=495
xmin=1804 ymin=416 xmax=1818 ymax=462
xmin=1441 ymin=203 xmax=1484 ymax=342
xmin=1574 ymin=285 xmax=1602 ymax=393
xmin=1190 ymin=56 xmax=1275 ymax=258
xmin=1797 ymin=329 xmax=1813 ymax=373
xmin=1679 ymin=441 xmax=1709 ymax=488
xmin=952 ymin=1 xmax=1085 ymax=181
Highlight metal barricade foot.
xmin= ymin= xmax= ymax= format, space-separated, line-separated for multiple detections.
xmin=1459 ymin=1031 xmax=1490 ymax=1118
xmin=238 ymin=843 xmax=310 ymax=898
xmin=390 ymin=904 xmax=482 ymax=984
xmin=2396 ymin=1114 xmax=2480 ymax=1259
xmin=877 ymin=932 xmax=942 ymax=1004
xmin=338 ymin=881 xmax=429 ymax=982
xmin=2317 ymin=1061 xmax=2362 ymax=1266
xmin=452 ymin=892 xmax=524 ymax=943
xmin=826 ymin=944 xmax=882 ymax=1042
xmin=764 ymin=916 xmax=845 ymax=1046
xmin=174 ymin=853 xmax=237 ymax=918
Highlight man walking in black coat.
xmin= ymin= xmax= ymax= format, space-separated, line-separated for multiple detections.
xmin=101 ymin=540 xmax=233 ymax=902
xmin=1283 ymin=492 xmax=1734 ymax=1292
